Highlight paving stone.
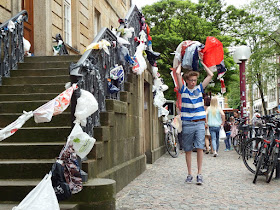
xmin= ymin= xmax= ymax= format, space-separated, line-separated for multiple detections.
xmin=116 ymin=144 xmax=280 ymax=209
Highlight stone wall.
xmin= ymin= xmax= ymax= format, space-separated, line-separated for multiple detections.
xmin=84 ymin=70 xmax=165 ymax=192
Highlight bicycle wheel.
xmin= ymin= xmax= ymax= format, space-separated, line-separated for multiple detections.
xmin=165 ymin=132 xmax=179 ymax=158
xmin=242 ymin=138 xmax=264 ymax=174
xmin=266 ymin=147 xmax=278 ymax=183
xmin=233 ymin=135 xmax=242 ymax=155
xmin=253 ymin=152 xmax=264 ymax=184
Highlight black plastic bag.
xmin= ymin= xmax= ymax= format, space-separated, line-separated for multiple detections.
xmin=51 ymin=162 xmax=72 ymax=201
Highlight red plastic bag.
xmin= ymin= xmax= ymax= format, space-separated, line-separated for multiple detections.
xmin=201 ymin=37 xmax=224 ymax=67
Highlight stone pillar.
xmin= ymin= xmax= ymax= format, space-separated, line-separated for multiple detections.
xmin=71 ymin=0 xmax=80 ymax=51
xmin=33 ymin=0 xmax=52 ymax=56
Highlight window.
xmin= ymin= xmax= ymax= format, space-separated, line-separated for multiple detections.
xmin=64 ymin=0 xmax=72 ymax=45
xmin=94 ymin=9 xmax=101 ymax=38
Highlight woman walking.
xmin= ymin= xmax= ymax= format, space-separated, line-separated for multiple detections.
xmin=206 ymin=97 xmax=225 ymax=157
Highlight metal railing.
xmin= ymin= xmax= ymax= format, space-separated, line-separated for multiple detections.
xmin=69 ymin=5 xmax=143 ymax=136
xmin=0 ymin=10 xmax=28 ymax=85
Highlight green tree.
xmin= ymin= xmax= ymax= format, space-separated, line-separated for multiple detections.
xmin=243 ymin=0 xmax=280 ymax=115
xmin=142 ymin=0 xmax=259 ymax=106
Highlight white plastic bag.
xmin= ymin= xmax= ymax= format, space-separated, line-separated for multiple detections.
xmin=74 ymin=89 xmax=98 ymax=126
xmin=13 ymin=173 xmax=59 ymax=210
xmin=0 ymin=111 xmax=33 ymax=142
xmin=33 ymin=83 xmax=77 ymax=123
xmin=122 ymin=27 xmax=134 ymax=40
xmin=8 ymin=20 xmax=15 ymax=32
xmin=23 ymin=37 xmax=31 ymax=53
xmin=219 ymin=126 xmax=226 ymax=140
xmin=33 ymin=99 xmax=56 ymax=123
xmin=68 ymin=123 xmax=96 ymax=159
xmin=117 ymin=36 xmax=130 ymax=46
xmin=134 ymin=42 xmax=147 ymax=75
xmin=53 ymin=84 xmax=76 ymax=116
xmin=158 ymin=106 xmax=169 ymax=117
xmin=153 ymin=91 xmax=166 ymax=108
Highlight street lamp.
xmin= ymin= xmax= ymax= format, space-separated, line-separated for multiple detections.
xmin=233 ymin=46 xmax=251 ymax=119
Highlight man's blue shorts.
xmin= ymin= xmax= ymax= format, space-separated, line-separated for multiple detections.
xmin=181 ymin=120 xmax=205 ymax=151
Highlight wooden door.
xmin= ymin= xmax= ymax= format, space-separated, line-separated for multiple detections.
xmin=22 ymin=0 xmax=34 ymax=53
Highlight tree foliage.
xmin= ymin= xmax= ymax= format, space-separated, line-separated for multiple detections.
xmin=141 ymin=0 xmax=259 ymax=107
xmin=244 ymin=0 xmax=280 ymax=114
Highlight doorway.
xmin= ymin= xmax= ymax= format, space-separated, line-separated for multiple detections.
xmin=22 ymin=0 xmax=34 ymax=53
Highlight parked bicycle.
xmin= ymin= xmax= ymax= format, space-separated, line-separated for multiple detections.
xmin=232 ymin=117 xmax=251 ymax=156
xmin=163 ymin=118 xmax=180 ymax=158
xmin=242 ymin=114 xmax=280 ymax=183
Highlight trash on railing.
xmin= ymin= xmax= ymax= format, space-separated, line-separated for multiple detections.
xmin=23 ymin=37 xmax=32 ymax=56
xmin=84 ymin=39 xmax=111 ymax=54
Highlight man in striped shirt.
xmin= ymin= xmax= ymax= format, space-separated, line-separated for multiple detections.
xmin=176 ymin=60 xmax=213 ymax=185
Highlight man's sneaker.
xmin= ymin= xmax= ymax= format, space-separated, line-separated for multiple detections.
xmin=213 ymin=152 xmax=218 ymax=157
xmin=185 ymin=175 xmax=193 ymax=183
xmin=196 ymin=174 xmax=203 ymax=185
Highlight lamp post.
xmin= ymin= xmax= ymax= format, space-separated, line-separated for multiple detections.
xmin=233 ymin=46 xmax=251 ymax=119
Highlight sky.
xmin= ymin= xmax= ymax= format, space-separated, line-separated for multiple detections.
xmin=131 ymin=0 xmax=252 ymax=9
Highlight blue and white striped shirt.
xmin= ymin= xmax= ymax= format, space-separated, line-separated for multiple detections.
xmin=179 ymin=83 xmax=206 ymax=121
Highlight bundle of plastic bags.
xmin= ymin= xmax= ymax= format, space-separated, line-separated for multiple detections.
xmin=173 ymin=36 xmax=225 ymax=74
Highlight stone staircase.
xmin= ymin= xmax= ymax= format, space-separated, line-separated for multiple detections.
xmin=0 ymin=55 xmax=115 ymax=209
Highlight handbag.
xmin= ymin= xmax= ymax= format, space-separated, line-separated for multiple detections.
xmin=219 ymin=126 xmax=226 ymax=140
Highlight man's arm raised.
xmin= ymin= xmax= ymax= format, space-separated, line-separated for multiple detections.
xmin=176 ymin=64 xmax=183 ymax=91
xmin=201 ymin=61 xmax=214 ymax=89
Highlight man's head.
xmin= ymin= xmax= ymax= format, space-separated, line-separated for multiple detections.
xmin=183 ymin=71 xmax=199 ymax=89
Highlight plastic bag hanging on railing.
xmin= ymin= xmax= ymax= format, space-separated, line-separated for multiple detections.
xmin=67 ymin=123 xmax=96 ymax=159
xmin=74 ymin=89 xmax=98 ymax=126
xmin=0 ymin=111 xmax=33 ymax=142
xmin=134 ymin=42 xmax=147 ymax=75
xmin=59 ymin=144 xmax=82 ymax=194
xmin=84 ymin=39 xmax=111 ymax=55
xmin=51 ymin=161 xmax=72 ymax=201
xmin=12 ymin=173 xmax=60 ymax=210
xmin=33 ymin=83 xmax=77 ymax=123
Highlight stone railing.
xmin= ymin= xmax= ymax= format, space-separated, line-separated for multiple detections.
xmin=0 ymin=10 xmax=28 ymax=85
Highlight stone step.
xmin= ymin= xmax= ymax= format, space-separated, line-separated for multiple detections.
xmin=10 ymin=68 xmax=69 ymax=77
xmin=0 ymin=203 xmax=79 ymax=210
xmin=0 ymin=100 xmax=70 ymax=113
xmin=0 ymin=141 xmax=102 ymax=160
xmin=2 ymin=75 xmax=70 ymax=85
xmin=0 ymin=112 xmax=72 ymax=127
xmin=0 ymin=159 xmax=55 ymax=179
xmin=0 ymin=93 xmax=58 ymax=101
xmin=18 ymin=61 xmax=73 ymax=70
xmin=0 ymin=142 xmax=65 ymax=159
xmin=0 ymin=159 xmax=95 ymax=179
xmin=5 ymin=127 xmax=71 ymax=143
xmin=0 ymin=84 xmax=66 ymax=94
xmin=24 ymin=55 xmax=81 ymax=63
xmin=0 ymin=178 xmax=115 ymax=209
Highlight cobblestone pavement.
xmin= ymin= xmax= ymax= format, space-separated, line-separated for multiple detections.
xmin=116 ymin=143 xmax=280 ymax=209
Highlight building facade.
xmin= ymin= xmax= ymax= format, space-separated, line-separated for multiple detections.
xmin=0 ymin=0 xmax=131 ymax=55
